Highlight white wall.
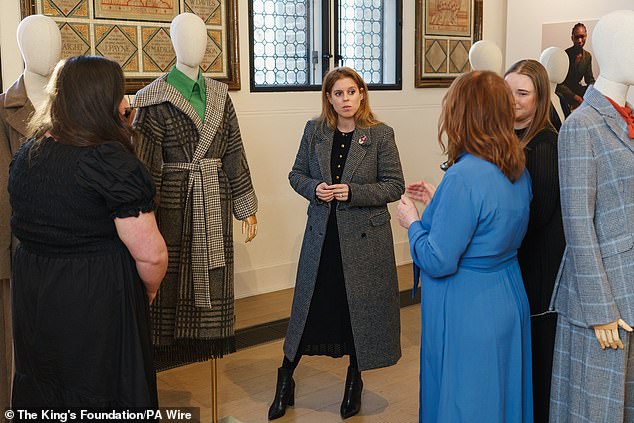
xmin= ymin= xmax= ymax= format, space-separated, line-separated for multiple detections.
xmin=0 ymin=0 xmax=22 ymax=88
xmin=0 ymin=0 xmax=507 ymax=298
xmin=506 ymin=1 xmax=634 ymax=68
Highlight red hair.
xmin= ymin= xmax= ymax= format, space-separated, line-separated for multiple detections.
xmin=438 ymin=71 xmax=525 ymax=181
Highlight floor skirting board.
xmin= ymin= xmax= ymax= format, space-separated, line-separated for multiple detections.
xmin=233 ymin=287 xmax=420 ymax=352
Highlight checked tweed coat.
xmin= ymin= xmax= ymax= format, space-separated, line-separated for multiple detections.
xmin=283 ymin=120 xmax=404 ymax=371
xmin=133 ymin=76 xmax=257 ymax=370
xmin=549 ymin=85 xmax=634 ymax=422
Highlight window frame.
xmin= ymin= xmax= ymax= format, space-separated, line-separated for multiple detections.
xmin=248 ymin=0 xmax=402 ymax=92
xmin=333 ymin=0 xmax=402 ymax=91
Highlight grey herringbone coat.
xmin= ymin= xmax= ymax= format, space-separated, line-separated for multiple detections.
xmin=283 ymin=120 xmax=404 ymax=371
xmin=549 ymin=85 xmax=634 ymax=422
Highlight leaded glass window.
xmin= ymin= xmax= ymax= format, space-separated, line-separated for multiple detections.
xmin=250 ymin=0 xmax=401 ymax=91
xmin=338 ymin=0 xmax=384 ymax=84
xmin=251 ymin=0 xmax=313 ymax=87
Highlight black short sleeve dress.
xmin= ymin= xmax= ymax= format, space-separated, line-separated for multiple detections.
xmin=8 ymin=138 xmax=158 ymax=408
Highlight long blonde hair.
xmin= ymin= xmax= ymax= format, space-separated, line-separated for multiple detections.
xmin=319 ymin=67 xmax=379 ymax=129
xmin=438 ymin=71 xmax=525 ymax=182
xmin=505 ymin=59 xmax=555 ymax=146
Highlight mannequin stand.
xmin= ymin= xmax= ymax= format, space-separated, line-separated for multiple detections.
xmin=209 ymin=359 xmax=244 ymax=423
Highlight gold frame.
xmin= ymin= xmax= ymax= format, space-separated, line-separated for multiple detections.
xmin=415 ymin=0 xmax=483 ymax=88
xmin=21 ymin=0 xmax=240 ymax=93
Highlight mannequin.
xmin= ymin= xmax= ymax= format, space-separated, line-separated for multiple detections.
xmin=133 ymin=12 xmax=258 ymax=371
xmin=539 ymin=46 xmax=568 ymax=128
xmin=549 ymin=10 xmax=634 ymax=423
xmin=468 ymin=40 xmax=503 ymax=75
xmin=17 ymin=15 xmax=62 ymax=111
xmin=0 ymin=14 xmax=61 ymax=418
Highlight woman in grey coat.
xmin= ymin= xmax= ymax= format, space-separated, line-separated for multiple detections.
xmin=268 ymin=67 xmax=404 ymax=420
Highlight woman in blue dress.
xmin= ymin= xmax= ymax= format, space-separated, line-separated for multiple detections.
xmin=397 ymin=71 xmax=534 ymax=423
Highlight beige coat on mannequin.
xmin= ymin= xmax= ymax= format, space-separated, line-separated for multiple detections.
xmin=0 ymin=14 xmax=60 ymax=415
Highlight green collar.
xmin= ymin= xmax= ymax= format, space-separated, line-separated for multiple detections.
xmin=166 ymin=66 xmax=206 ymax=122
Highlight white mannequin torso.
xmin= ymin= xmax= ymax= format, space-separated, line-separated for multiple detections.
xmin=170 ymin=13 xmax=207 ymax=81
xmin=16 ymin=15 xmax=61 ymax=111
xmin=468 ymin=40 xmax=503 ymax=75
xmin=540 ymin=46 xmax=569 ymax=124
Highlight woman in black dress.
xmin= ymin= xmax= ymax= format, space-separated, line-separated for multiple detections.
xmin=505 ymin=59 xmax=566 ymax=423
xmin=268 ymin=67 xmax=404 ymax=420
xmin=9 ymin=56 xmax=168 ymax=408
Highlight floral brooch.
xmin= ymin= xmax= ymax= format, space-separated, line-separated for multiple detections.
xmin=358 ymin=135 xmax=367 ymax=145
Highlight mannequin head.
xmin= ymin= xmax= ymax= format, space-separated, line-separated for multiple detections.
xmin=539 ymin=47 xmax=568 ymax=85
xmin=170 ymin=13 xmax=207 ymax=69
xmin=17 ymin=15 xmax=61 ymax=77
xmin=592 ymin=10 xmax=634 ymax=86
xmin=468 ymin=40 xmax=503 ymax=75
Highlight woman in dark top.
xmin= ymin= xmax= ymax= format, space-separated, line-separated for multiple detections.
xmin=505 ymin=59 xmax=566 ymax=423
xmin=8 ymin=56 xmax=168 ymax=408
xmin=268 ymin=67 xmax=404 ymax=420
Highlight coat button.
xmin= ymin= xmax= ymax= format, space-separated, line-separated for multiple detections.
xmin=309 ymin=225 xmax=313 ymax=231
xmin=361 ymin=233 xmax=366 ymax=238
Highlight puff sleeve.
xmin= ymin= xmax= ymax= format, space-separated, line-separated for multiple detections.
xmin=76 ymin=142 xmax=156 ymax=218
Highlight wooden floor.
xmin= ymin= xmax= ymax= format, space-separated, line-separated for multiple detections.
xmin=158 ymin=304 xmax=420 ymax=423
xmin=234 ymin=265 xmax=414 ymax=330
xmin=158 ymin=264 xmax=420 ymax=422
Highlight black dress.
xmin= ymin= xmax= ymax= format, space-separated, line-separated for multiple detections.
xmin=298 ymin=129 xmax=355 ymax=357
xmin=516 ymin=127 xmax=565 ymax=423
xmin=8 ymin=138 xmax=158 ymax=408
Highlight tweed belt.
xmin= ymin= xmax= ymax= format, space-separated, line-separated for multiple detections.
xmin=163 ymin=158 xmax=224 ymax=308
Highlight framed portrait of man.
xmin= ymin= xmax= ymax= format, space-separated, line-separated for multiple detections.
xmin=20 ymin=0 xmax=240 ymax=93
xmin=415 ymin=0 xmax=483 ymax=88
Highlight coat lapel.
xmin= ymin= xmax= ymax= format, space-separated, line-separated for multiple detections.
xmin=316 ymin=123 xmax=333 ymax=184
xmin=586 ymin=85 xmax=634 ymax=154
xmin=605 ymin=114 xmax=634 ymax=153
xmin=133 ymin=74 xmax=203 ymax=132
xmin=3 ymin=76 xmax=35 ymax=137
xmin=341 ymin=126 xmax=369 ymax=184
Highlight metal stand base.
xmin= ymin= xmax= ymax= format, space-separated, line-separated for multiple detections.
xmin=210 ymin=359 xmax=244 ymax=423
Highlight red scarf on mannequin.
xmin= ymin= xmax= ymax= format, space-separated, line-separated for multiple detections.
xmin=606 ymin=96 xmax=634 ymax=139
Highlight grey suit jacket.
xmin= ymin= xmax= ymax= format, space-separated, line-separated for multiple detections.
xmin=551 ymin=85 xmax=634 ymax=328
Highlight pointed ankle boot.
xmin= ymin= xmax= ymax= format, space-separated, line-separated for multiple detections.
xmin=268 ymin=367 xmax=295 ymax=420
xmin=340 ymin=366 xmax=363 ymax=419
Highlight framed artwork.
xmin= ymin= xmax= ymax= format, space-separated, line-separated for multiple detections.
xmin=20 ymin=0 xmax=240 ymax=93
xmin=415 ymin=0 xmax=483 ymax=88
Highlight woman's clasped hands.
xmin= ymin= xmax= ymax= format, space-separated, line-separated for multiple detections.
xmin=316 ymin=182 xmax=349 ymax=202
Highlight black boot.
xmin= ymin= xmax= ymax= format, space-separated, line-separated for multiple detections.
xmin=268 ymin=367 xmax=295 ymax=420
xmin=340 ymin=366 xmax=363 ymax=419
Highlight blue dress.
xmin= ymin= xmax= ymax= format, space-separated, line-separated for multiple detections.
xmin=408 ymin=154 xmax=533 ymax=423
